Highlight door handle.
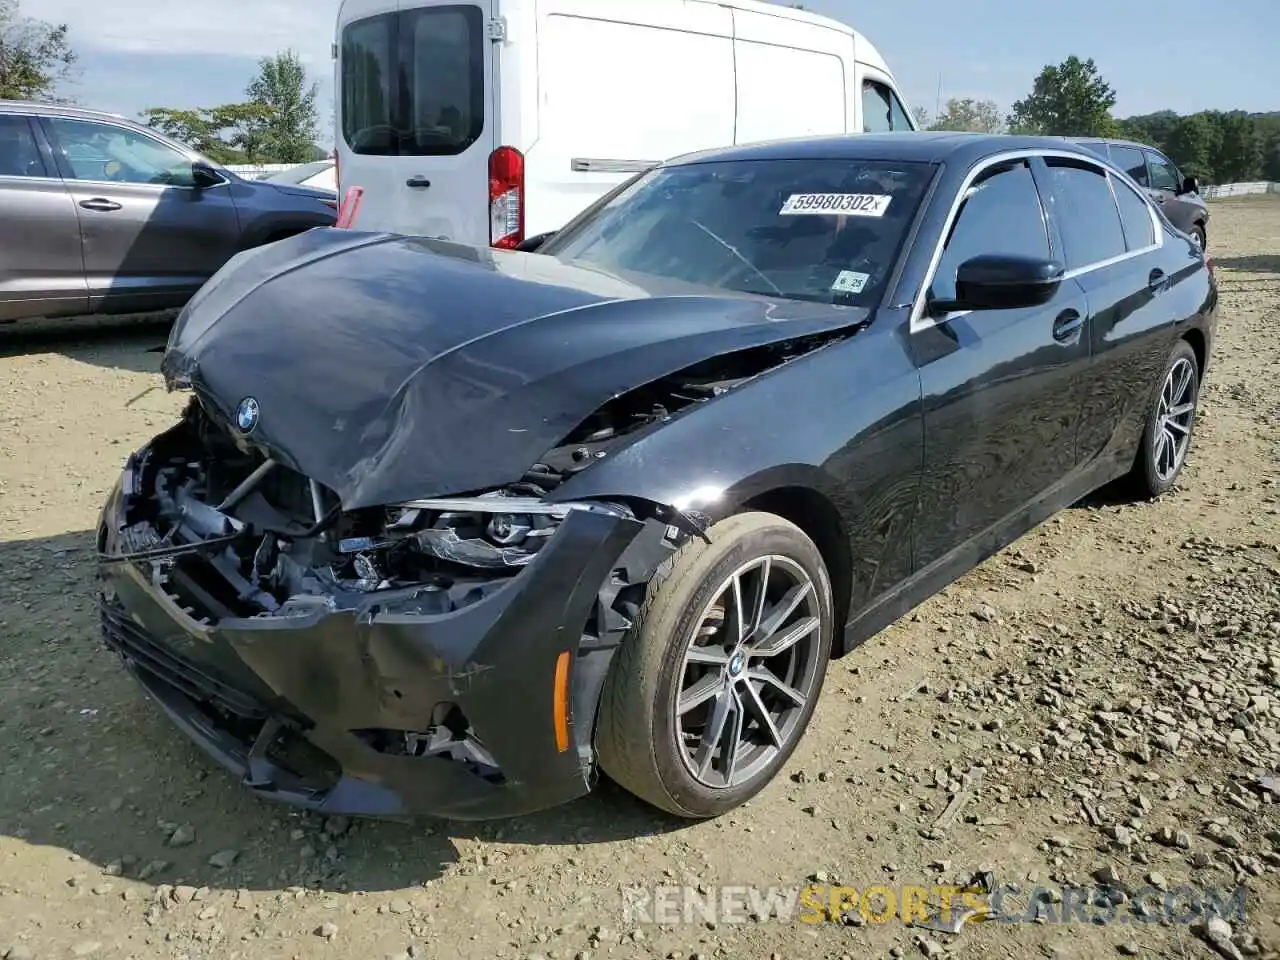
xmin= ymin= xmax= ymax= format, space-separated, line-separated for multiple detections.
xmin=405 ymin=176 xmax=432 ymax=188
xmin=1148 ymin=268 xmax=1166 ymax=291
xmin=1052 ymin=308 xmax=1083 ymax=343
xmin=79 ymin=198 xmax=122 ymax=212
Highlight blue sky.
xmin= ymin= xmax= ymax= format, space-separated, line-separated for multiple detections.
xmin=40 ymin=0 xmax=1280 ymax=138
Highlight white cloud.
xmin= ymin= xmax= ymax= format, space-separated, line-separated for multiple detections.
xmin=38 ymin=0 xmax=338 ymax=63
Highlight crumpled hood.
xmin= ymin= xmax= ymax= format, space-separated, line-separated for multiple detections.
xmin=163 ymin=228 xmax=865 ymax=509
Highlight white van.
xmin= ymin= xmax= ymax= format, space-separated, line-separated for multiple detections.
xmin=333 ymin=0 xmax=916 ymax=248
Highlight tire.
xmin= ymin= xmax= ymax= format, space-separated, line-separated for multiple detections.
xmin=1189 ymin=223 xmax=1207 ymax=251
xmin=1129 ymin=339 xmax=1200 ymax=499
xmin=595 ymin=511 xmax=834 ymax=818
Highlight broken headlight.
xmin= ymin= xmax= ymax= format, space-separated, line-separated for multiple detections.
xmin=340 ymin=492 xmax=629 ymax=571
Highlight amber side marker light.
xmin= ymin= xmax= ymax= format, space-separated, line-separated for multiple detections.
xmin=553 ymin=651 xmax=571 ymax=753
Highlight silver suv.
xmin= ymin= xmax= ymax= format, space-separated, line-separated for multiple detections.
xmin=1 ymin=101 xmax=338 ymax=323
xmin=1071 ymin=137 xmax=1211 ymax=250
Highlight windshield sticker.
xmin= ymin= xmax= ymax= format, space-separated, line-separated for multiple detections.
xmin=779 ymin=193 xmax=892 ymax=217
xmin=831 ymin=270 xmax=870 ymax=294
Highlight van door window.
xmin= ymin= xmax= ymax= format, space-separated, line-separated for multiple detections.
xmin=341 ymin=4 xmax=484 ymax=157
xmin=862 ymin=80 xmax=912 ymax=132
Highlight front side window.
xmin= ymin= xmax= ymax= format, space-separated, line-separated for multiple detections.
xmin=862 ymin=81 xmax=912 ymax=133
xmin=1111 ymin=176 xmax=1156 ymax=250
xmin=0 ymin=115 xmax=46 ymax=178
xmin=341 ymin=4 xmax=484 ymax=156
xmin=930 ymin=160 xmax=1050 ymax=302
xmin=1146 ymin=151 xmax=1179 ymax=191
xmin=542 ymin=158 xmax=935 ymax=306
xmin=47 ymin=118 xmax=197 ymax=186
xmin=1043 ymin=157 xmax=1127 ymax=269
xmin=1108 ymin=145 xmax=1149 ymax=186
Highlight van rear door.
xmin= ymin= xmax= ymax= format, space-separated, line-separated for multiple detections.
xmin=337 ymin=0 xmax=497 ymax=244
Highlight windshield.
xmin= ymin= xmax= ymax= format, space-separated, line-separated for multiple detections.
xmin=542 ymin=158 xmax=935 ymax=305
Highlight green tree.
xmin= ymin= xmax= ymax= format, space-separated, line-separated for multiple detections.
xmin=1113 ymin=118 xmax=1159 ymax=147
xmin=1006 ymin=55 xmax=1117 ymax=137
xmin=1165 ymin=113 xmax=1218 ymax=182
xmin=927 ymin=97 xmax=1004 ymax=133
xmin=1120 ymin=110 xmax=1179 ymax=150
xmin=911 ymin=104 xmax=930 ymax=129
xmin=245 ymin=49 xmax=320 ymax=162
xmin=1215 ymin=111 xmax=1262 ymax=183
xmin=0 ymin=0 xmax=76 ymax=101
xmin=143 ymin=103 xmax=273 ymax=164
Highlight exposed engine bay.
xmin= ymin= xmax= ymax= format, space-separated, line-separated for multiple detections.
xmin=106 ymin=332 xmax=843 ymax=624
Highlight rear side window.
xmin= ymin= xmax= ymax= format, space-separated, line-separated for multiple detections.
xmin=340 ymin=4 xmax=484 ymax=157
xmin=0 ymin=115 xmax=46 ymax=178
xmin=1109 ymin=145 xmax=1149 ymax=186
xmin=1110 ymin=176 xmax=1156 ymax=250
xmin=1043 ymin=157 xmax=1126 ymax=269
xmin=931 ymin=160 xmax=1049 ymax=301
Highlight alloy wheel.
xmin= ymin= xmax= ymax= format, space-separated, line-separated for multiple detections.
xmin=1154 ymin=356 xmax=1197 ymax=483
xmin=675 ymin=555 xmax=825 ymax=789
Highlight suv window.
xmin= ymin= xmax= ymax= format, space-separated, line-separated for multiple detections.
xmin=341 ymin=4 xmax=484 ymax=157
xmin=543 ymin=158 xmax=935 ymax=306
xmin=1110 ymin=175 xmax=1156 ymax=250
xmin=930 ymin=160 xmax=1049 ymax=301
xmin=1043 ymin=157 xmax=1126 ymax=269
xmin=1146 ymin=150 xmax=1179 ymax=191
xmin=862 ymin=81 xmax=913 ymax=133
xmin=1108 ymin=145 xmax=1149 ymax=186
xmin=0 ymin=115 xmax=46 ymax=178
xmin=46 ymin=118 xmax=198 ymax=186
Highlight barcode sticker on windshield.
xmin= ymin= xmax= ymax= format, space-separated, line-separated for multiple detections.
xmin=831 ymin=270 xmax=870 ymax=294
xmin=779 ymin=193 xmax=891 ymax=217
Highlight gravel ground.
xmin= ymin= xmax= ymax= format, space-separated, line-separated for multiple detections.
xmin=0 ymin=198 xmax=1277 ymax=960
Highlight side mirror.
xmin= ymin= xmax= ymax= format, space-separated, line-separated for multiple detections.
xmin=191 ymin=160 xmax=223 ymax=188
xmin=929 ymin=254 xmax=1065 ymax=314
xmin=1179 ymin=175 xmax=1199 ymax=196
xmin=516 ymin=231 xmax=556 ymax=252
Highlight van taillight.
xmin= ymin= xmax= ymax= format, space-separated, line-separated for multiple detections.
xmin=489 ymin=146 xmax=524 ymax=249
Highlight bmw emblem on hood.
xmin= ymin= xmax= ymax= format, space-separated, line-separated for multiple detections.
xmin=235 ymin=397 xmax=260 ymax=434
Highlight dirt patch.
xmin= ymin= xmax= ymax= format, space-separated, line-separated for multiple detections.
xmin=1 ymin=201 xmax=1277 ymax=960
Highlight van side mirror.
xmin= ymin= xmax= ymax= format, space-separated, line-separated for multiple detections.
xmin=516 ymin=231 xmax=556 ymax=253
xmin=1179 ymin=175 xmax=1199 ymax=196
xmin=928 ymin=254 xmax=1065 ymax=314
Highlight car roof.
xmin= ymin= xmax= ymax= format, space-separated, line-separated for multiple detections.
xmin=0 ymin=99 xmax=135 ymax=123
xmin=667 ymin=132 xmax=1107 ymax=168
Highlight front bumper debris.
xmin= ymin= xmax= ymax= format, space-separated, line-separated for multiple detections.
xmin=95 ymin=449 xmax=661 ymax=820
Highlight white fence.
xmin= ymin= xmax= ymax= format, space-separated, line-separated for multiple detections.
xmin=225 ymin=163 xmax=304 ymax=179
xmin=1203 ymin=181 xmax=1280 ymax=199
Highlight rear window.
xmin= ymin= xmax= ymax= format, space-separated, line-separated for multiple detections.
xmin=542 ymin=159 xmax=934 ymax=306
xmin=340 ymin=4 xmax=484 ymax=157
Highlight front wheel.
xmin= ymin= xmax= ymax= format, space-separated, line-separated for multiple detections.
xmin=595 ymin=512 xmax=833 ymax=818
xmin=1189 ymin=223 xmax=1207 ymax=251
xmin=1129 ymin=339 xmax=1200 ymax=499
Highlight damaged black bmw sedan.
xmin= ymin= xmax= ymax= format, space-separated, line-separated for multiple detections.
xmin=96 ymin=133 xmax=1216 ymax=821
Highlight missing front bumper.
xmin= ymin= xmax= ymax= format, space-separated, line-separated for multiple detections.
xmin=97 ymin=470 xmax=659 ymax=820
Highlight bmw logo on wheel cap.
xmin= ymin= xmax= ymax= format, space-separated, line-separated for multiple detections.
xmin=235 ymin=397 xmax=260 ymax=434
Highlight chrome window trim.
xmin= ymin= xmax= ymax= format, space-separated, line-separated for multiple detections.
xmin=909 ymin=148 xmax=1163 ymax=334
